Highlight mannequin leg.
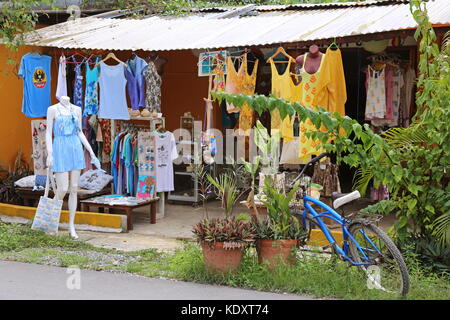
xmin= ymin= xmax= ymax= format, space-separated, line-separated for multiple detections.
xmin=68 ymin=170 xmax=81 ymax=239
xmin=54 ymin=172 xmax=69 ymax=201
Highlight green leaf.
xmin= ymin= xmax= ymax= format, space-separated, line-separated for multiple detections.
xmin=391 ymin=166 xmax=403 ymax=182
xmin=425 ymin=205 xmax=435 ymax=214
xmin=352 ymin=123 xmax=362 ymax=137
xmin=407 ymin=198 xmax=417 ymax=211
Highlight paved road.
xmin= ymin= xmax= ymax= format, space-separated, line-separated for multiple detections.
xmin=0 ymin=261 xmax=312 ymax=300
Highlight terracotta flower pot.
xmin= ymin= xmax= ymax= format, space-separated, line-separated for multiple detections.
xmin=201 ymin=242 xmax=244 ymax=274
xmin=256 ymin=239 xmax=299 ymax=268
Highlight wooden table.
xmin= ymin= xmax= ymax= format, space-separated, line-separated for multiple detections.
xmin=80 ymin=196 xmax=159 ymax=231
xmin=15 ymin=187 xmax=110 ymax=211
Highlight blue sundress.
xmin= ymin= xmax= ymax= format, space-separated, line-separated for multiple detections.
xmin=52 ymin=108 xmax=86 ymax=173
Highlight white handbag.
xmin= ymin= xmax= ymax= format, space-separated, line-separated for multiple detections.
xmin=31 ymin=170 xmax=63 ymax=235
xmin=280 ymin=137 xmax=306 ymax=165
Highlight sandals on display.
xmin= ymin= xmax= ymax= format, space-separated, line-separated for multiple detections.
xmin=140 ymin=109 xmax=151 ymax=117
xmin=130 ymin=109 xmax=141 ymax=117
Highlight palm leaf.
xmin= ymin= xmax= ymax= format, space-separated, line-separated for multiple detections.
xmin=382 ymin=126 xmax=430 ymax=148
xmin=352 ymin=167 xmax=374 ymax=196
xmin=432 ymin=212 xmax=450 ymax=247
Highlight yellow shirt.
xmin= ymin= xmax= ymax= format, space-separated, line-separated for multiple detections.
xmin=270 ymin=59 xmax=293 ymax=135
xmin=313 ymin=47 xmax=346 ymax=116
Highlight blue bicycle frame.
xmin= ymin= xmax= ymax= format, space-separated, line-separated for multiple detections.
xmin=302 ymin=194 xmax=381 ymax=266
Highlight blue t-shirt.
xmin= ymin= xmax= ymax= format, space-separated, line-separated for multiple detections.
xmin=18 ymin=53 xmax=52 ymax=118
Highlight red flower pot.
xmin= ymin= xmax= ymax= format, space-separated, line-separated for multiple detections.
xmin=201 ymin=242 xmax=244 ymax=274
xmin=256 ymin=239 xmax=299 ymax=268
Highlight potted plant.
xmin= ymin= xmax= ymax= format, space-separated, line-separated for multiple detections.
xmin=193 ymin=215 xmax=255 ymax=273
xmin=254 ymin=179 xmax=306 ymax=268
xmin=192 ymin=172 xmax=253 ymax=273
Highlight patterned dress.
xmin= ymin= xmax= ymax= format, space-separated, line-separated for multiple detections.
xmin=83 ymin=58 xmax=100 ymax=116
xmin=144 ymin=60 xmax=162 ymax=113
xmin=365 ymin=66 xmax=386 ymax=120
xmin=72 ymin=57 xmax=84 ymax=109
xmin=237 ymin=54 xmax=258 ymax=136
xmin=297 ymin=53 xmax=325 ymax=162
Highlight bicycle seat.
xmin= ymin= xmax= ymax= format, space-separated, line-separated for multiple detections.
xmin=331 ymin=192 xmax=348 ymax=201
xmin=332 ymin=191 xmax=361 ymax=209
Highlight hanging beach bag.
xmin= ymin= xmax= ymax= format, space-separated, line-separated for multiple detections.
xmin=31 ymin=170 xmax=63 ymax=235
xmin=280 ymin=137 xmax=304 ymax=164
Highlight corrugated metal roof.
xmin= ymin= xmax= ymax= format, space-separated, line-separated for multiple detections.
xmin=253 ymin=0 xmax=410 ymax=11
xmin=195 ymin=1 xmax=409 ymax=13
xmin=23 ymin=0 xmax=450 ymax=51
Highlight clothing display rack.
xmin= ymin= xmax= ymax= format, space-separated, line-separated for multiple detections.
xmin=111 ymin=117 xmax=167 ymax=217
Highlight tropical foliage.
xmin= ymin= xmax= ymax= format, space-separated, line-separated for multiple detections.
xmin=0 ymin=0 xmax=52 ymax=51
xmin=207 ymin=171 xmax=247 ymax=218
xmin=211 ymin=1 xmax=450 ymax=248
xmin=258 ymin=179 xmax=306 ymax=240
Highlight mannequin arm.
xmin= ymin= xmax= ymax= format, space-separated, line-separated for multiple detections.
xmin=295 ymin=54 xmax=304 ymax=66
xmin=45 ymin=108 xmax=55 ymax=169
xmin=75 ymin=108 xmax=101 ymax=169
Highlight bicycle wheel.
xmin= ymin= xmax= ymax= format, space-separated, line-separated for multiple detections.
xmin=348 ymin=220 xmax=410 ymax=296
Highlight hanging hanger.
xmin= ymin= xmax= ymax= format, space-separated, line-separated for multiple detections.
xmin=65 ymin=51 xmax=87 ymax=64
xmin=95 ymin=52 xmax=128 ymax=68
xmin=328 ymin=38 xmax=339 ymax=50
xmin=266 ymin=46 xmax=296 ymax=64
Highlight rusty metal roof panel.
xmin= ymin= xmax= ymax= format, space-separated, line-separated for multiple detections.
xmin=23 ymin=0 xmax=450 ymax=51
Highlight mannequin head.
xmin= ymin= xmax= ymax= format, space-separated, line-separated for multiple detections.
xmin=308 ymin=45 xmax=321 ymax=57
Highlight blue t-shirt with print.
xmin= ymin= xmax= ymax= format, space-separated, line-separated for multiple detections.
xmin=18 ymin=53 xmax=52 ymax=118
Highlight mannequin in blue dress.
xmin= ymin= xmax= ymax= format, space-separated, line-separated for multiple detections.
xmin=46 ymin=96 xmax=101 ymax=239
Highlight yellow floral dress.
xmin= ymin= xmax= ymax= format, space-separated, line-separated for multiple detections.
xmin=237 ymin=54 xmax=259 ymax=136
xmin=298 ymin=53 xmax=325 ymax=162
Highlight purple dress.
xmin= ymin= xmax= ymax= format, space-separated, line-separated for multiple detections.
xmin=125 ymin=55 xmax=148 ymax=110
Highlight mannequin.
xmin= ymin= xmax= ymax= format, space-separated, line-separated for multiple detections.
xmin=295 ymin=45 xmax=323 ymax=74
xmin=46 ymin=96 xmax=101 ymax=239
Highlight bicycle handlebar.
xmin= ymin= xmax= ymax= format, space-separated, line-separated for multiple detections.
xmin=290 ymin=152 xmax=330 ymax=187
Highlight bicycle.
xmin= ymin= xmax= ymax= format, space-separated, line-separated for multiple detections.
xmin=289 ymin=152 xmax=410 ymax=296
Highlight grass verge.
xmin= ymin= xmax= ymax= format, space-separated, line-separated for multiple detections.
xmin=0 ymin=222 xmax=448 ymax=300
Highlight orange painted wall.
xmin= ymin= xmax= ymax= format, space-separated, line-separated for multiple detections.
xmin=0 ymin=45 xmax=35 ymax=171
xmin=160 ymin=50 xmax=214 ymax=131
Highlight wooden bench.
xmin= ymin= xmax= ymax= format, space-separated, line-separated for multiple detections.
xmin=80 ymin=196 xmax=159 ymax=231
xmin=15 ymin=187 xmax=111 ymax=211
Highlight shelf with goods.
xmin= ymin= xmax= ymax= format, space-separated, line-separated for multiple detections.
xmin=168 ymin=116 xmax=216 ymax=205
